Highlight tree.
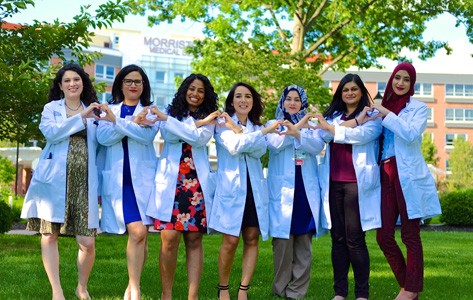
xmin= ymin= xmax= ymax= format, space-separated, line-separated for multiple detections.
xmin=421 ymin=134 xmax=439 ymax=166
xmin=129 ymin=0 xmax=473 ymax=119
xmin=448 ymin=136 xmax=473 ymax=190
xmin=0 ymin=0 xmax=129 ymax=143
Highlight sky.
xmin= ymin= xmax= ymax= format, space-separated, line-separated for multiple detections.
xmin=5 ymin=0 xmax=473 ymax=74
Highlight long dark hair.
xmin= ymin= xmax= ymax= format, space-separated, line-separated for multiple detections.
xmin=225 ymin=82 xmax=264 ymax=126
xmin=109 ymin=64 xmax=152 ymax=106
xmin=167 ymin=73 xmax=218 ymax=120
xmin=323 ymin=73 xmax=372 ymax=119
xmin=48 ymin=63 xmax=98 ymax=105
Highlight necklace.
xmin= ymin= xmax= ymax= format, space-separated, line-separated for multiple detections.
xmin=65 ymin=100 xmax=82 ymax=111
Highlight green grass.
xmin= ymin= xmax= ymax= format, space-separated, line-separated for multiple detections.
xmin=1 ymin=230 xmax=472 ymax=299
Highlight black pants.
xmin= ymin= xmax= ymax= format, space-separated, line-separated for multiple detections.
xmin=329 ymin=181 xmax=370 ymax=299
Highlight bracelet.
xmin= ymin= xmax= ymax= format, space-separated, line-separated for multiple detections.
xmin=355 ymin=118 xmax=359 ymax=126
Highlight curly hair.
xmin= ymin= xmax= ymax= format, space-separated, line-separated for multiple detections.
xmin=323 ymin=73 xmax=372 ymax=119
xmin=48 ymin=63 xmax=98 ymax=105
xmin=109 ymin=64 xmax=152 ymax=106
xmin=167 ymin=73 xmax=218 ymax=120
xmin=225 ymin=82 xmax=264 ymax=126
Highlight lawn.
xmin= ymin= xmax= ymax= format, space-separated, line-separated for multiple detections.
xmin=1 ymin=230 xmax=472 ymax=299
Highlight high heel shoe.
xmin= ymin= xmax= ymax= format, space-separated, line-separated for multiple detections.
xmin=237 ymin=283 xmax=250 ymax=299
xmin=217 ymin=284 xmax=229 ymax=299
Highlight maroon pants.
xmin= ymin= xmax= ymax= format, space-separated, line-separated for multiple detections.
xmin=376 ymin=157 xmax=423 ymax=292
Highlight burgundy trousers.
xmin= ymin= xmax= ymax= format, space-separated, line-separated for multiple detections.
xmin=376 ymin=157 xmax=424 ymax=292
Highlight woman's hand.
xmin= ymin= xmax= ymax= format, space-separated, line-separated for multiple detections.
xmin=219 ymin=112 xmax=243 ymax=133
xmin=295 ymin=113 xmax=319 ymax=130
xmin=95 ymin=103 xmax=116 ymax=123
xmin=81 ymin=102 xmax=102 ymax=120
xmin=195 ymin=110 xmax=220 ymax=128
xmin=280 ymin=120 xmax=301 ymax=140
xmin=370 ymin=104 xmax=390 ymax=118
xmin=261 ymin=119 xmax=281 ymax=136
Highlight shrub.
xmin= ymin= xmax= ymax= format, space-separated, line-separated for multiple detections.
xmin=440 ymin=189 xmax=473 ymax=226
xmin=0 ymin=201 xmax=13 ymax=234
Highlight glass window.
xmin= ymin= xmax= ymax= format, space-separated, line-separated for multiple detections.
xmin=106 ymin=66 xmax=115 ymax=80
xmin=174 ymin=72 xmax=184 ymax=79
xmin=427 ymin=107 xmax=433 ymax=121
xmin=454 ymin=84 xmax=463 ymax=96
xmin=445 ymin=84 xmax=454 ymax=96
xmin=465 ymin=109 xmax=473 ymax=121
xmin=96 ymin=65 xmax=104 ymax=79
xmin=465 ymin=85 xmax=473 ymax=96
xmin=156 ymin=71 xmax=166 ymax=83
xmin=414 ymin=83 xmax=421 ymax=95
xmin=377 ymin=82 xmax=386 ymax=95
xmin=423 ymin=84 xmax=432 ymax=95
xmin=445 ymin=108 xmax=454 ymax=121
xmin=446 ymin=134 xmax=455 ymax=146
xmin=454 ymin=109 xmax=463 ymax=121
xmin=446 ymin=159 xmax=450 ymax=172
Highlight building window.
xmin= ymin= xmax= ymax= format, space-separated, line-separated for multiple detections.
xmin=445 ymin=133 xmax=467 ymax=147
xmin=377 ymin=82 xmax=386 ymax=96
xmin=414 ymin=83 xmax=432 ymax=96
xmin=445 ymin=108 xmax=473 ymax=122
xmin=174 ymin=72 xmax=184 ymax=79
xmin=97 ymin=92 xmax=112 ymax=103
xmin=426 ymin=107 xmax=433 ymax=122
xmin=95 ymin=64 xmax=115 ymax=80
xmin=156 ymin=71 xmax=166 ymax=83
xmin=446 ymin=159 xmax=451 ymax=172
xmin=446 ymin=83 xmax=473 ymax=97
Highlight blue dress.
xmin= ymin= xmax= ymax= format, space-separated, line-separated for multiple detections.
xmin=290 ymin=165 xmax=316 ymax=235
xmin=121 ymin=104 xmax=141 ymax=224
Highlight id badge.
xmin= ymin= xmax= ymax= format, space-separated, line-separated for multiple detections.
xmin=295 ymin=149 xmax=306 ymax=165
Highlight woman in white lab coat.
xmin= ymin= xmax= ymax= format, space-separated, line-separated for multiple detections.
xmin=210 ymin=82 xmax=279 ymax=300
xmin=317 ymin=73 xmax=382 ymax=300
xmin=21 ymin=63 xmax=102 ymax=300
xmin=145 ymin=73 xmax=218 ymax=300
xmin=97 ymin=64 xmax=158 ymax=300
xmin=372 ymin=62 xmax=441 ymax=300
xmin=266 ymin=85 xmax=325 ymax=299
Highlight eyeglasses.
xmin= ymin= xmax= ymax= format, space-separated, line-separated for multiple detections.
xmin=123 ymin=79 xmax=144 ymax=86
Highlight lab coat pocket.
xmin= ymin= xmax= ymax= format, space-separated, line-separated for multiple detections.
xmin=358 ymin=164 xmax=380 ymax=190
xmin=33 ymin=158 xmax=55 ymax=183
xmin=267 ymin=175 xmax=283 ymax=202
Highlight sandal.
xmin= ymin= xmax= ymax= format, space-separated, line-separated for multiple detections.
xmin=238 ymin=283 xmax=250 ymax=299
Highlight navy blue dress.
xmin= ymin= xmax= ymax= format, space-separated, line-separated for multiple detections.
xmin=121 ymin=104 xmax=141 ymax=224
xmin=290 ymin=165 xmax=316 ymax=235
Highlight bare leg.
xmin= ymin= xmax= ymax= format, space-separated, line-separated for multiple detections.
xmin=183 ymin=232 xmax=203 ymax=300
xmin=218 ymin=234 xmax=240 ymax=300
xmin=160 ymin=230 xmax=181 ymax=300
xmin=238 ymin=227 xmax=259 ymax=300
xmin=124 ymin=222 xmax=148 ymax=300
xmin=75 ymin=235 xmax=95 ymax=300
xmin=41 ymin=233 xmax=65 ymax=300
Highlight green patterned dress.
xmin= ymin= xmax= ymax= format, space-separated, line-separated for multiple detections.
xmin=27 ymin=122 xmax=96 ymax=237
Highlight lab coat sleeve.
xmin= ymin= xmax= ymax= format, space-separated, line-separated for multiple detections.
xmin=333 ymin=118 xmax=382 ymax=145
xmin=161 ymin=116 xmax=213 ymax=147
xmin=265 ymin=120 xmax=293 ymax=153
xmin=114 ymin=117 xmax=159 ymax=145
xmin=39 ymin=105 xmax=86 ymax=144
xmin=215 ymin=127 xmax=266 ymax=158
xmin=96 ymin=120 xmax=126 ymax=146
xmin=382 ymin=104 xmax=427 ymax=144
xmin=296 ymin=128 xmax=325 ymax=155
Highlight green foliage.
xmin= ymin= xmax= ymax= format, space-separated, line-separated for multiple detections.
xmin=0 ymin=200 xmax=13 ymax=233
xmin=440 ymin=188 xmax=473 ymax=226
xmin=0 ymin=155 xmax=15 ymax=187
xmin=129 ymin=0 xmax=473 ymax=119
xmin=0 ymin=0 xmax=129 ymax=143
xmin=447 ymin=136 xmax=473 ymax=191
xmin=421 ymin=134 xmax=439 ymax=166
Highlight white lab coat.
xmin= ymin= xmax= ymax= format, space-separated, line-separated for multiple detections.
xmin=97 ymin=103 xmax=158 ymax=234
xmin=318 ymin=114 xmax=383 ymax=232
xmin=146 ymin=115 xmax=216 ymax=232
xmin=21 ymin=99 xmax=100 ymax=228
xmin=208 ymin=115 xmax=269 ymax=240
xmin=266 ymin=120 xmax=327 ymax=239
xmin=382 ymin=98 xmax=441 ymax=219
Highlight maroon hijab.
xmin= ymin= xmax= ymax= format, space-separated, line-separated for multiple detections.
xmin=381 ymin=62 xmax=416 ymax=115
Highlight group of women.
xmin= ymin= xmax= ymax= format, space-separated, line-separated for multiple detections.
xmin=21 ymin=61 xmax=441 ymax=300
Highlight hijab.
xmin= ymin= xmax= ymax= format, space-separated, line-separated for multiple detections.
xmin=381 ymin=62 xmax=416 ymax=115
xmin=275 ymin=85 xmax=309 ymax=124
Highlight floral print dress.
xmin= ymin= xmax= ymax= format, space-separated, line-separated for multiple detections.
xmin=155 ymin=143 xmax=206 ymax=232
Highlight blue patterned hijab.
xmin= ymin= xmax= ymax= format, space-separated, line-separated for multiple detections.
xmin=275 ymin=85 xmax=309 ymax=124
